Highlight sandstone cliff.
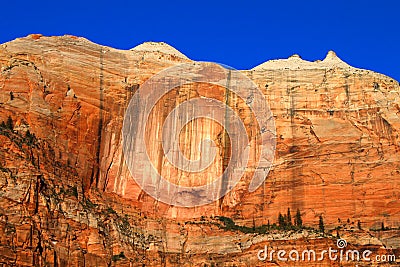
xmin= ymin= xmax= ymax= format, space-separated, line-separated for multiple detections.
xmin=0 ymin=34 xmax=399 ymax=266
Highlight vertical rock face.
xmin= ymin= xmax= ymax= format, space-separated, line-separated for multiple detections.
xmin=0 ymin=34 xmax=400 ymax=266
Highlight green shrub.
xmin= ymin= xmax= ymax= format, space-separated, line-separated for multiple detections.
xmin=112 ymin=251 xmax=126 ymax=262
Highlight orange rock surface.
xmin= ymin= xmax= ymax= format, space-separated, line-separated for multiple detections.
xmin=0 ymin=34 xmax=399 ymax=266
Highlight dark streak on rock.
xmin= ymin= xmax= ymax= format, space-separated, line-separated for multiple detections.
xmin=94 ymin=48 xmax=104 ymax=188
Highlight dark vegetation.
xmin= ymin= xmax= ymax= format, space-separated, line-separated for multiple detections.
xmin=112 ymin=251 xmax=126 ymax=262
xmin=319 ymin=215 xmax=325 ymax=233
xmin=0 ymin=116 xmax=37 ymax=147
xmin=0 ymin=116 xmax=38 ymax=167
xmin=215 ymin=208 xmax=324 ymax=234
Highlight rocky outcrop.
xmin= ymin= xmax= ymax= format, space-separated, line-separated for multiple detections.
xmin=252 ymin=50 xmax=353 ymax=70
xmin=0 ymin=34 xmax=400 ymax=266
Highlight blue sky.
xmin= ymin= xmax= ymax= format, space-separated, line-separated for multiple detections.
xmin=1 ymin=0 xmax=399 ymax=80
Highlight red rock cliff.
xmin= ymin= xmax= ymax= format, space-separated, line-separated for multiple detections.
xmin=0 ymin=34 xmax=399 ymax=266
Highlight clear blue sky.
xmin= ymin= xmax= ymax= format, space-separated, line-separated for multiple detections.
xmin=1 ymin=0 xmax=399 ymax=81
